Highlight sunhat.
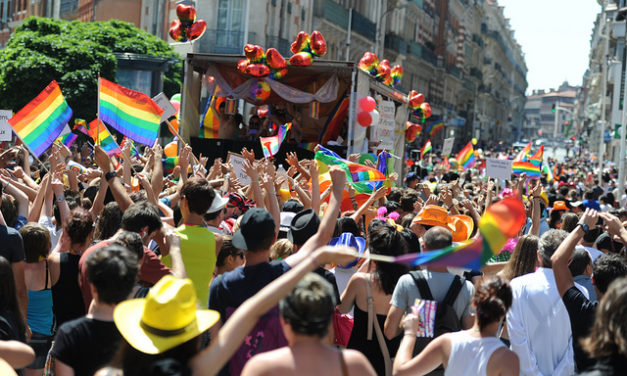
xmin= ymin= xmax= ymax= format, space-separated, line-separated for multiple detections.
xmin=329 ymin=232 xmax=366 ymax=269
xmin=448 ymin=214 xmax=474 ymax=242
xmin=114 ymin=275 xmax=220 ymax=354
xmin=412 ymin=205 xmax=450 ymax=227
xmin=207 ymin=189 xmax=229 ymax=214
xmin=552 ymin=200 xmax=569 ymax=212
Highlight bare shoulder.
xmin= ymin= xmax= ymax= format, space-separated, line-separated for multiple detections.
xmin=94 ymin=367 xmax=123 ymax=376
xmin=487 ymin=347 xmax=519 ymax=376
xmin=343 ymin=349 xmax=377 ymax=375
xmin=242 ymin=348 xmax=293 ymax=376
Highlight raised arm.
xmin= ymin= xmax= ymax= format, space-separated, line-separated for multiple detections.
xmin=310 ymin=161 xmax=320 ymax=214
xmin=528 ymin=181 xmax=542 ymax=236
xmin=191 ymin=246 xmax=358 ymax=376
xmin=551 ymin=208 xmax=597 ymax=297
xmin=351 ymin=186 xmax=387 ymax=223
xmin=27 ymin=174 xmax=50 ymax=223
xmin=89 ymin=176 xmax=108 ymax=221
xmin=393 ymin=314 xmax=448 ymax=376
xmin=94 ymin=145 xmax=133 ymax=211
xmin=151 ymin=144 xmax=164 ymax=196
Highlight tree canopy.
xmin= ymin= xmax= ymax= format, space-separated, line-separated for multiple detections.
xmin=0 ymin=17 xmax=182 ymax=120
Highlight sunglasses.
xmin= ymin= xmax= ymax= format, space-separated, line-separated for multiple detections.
xmin=237 ymin=252 xmax=245 ymax=259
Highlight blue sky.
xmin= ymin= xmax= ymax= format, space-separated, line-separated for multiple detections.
xmin=498 ymin=0 xmax=601 ymax=93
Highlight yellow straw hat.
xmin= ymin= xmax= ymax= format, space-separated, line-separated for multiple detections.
xmin=113 ymin=275 xmax=220 ymax=354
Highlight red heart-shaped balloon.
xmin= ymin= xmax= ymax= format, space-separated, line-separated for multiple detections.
xmin=244 ymin=44 xmax=265 ymax=63
xmin=291 ymin=31 xmax=310 ymax=54
xmin=237 ymin=59 xmax=249 ymax=74
xmin=359 ymin=52 xmax=379 ymax=72
xmin=289 ymin=52 xmax=313 ymax=66
xmin=310 ymin=30 xmax=327 ymax=57
xmin=265 ymin=48 xmax=287 ymax=70
xmin=420 ymin=102 xmax=432 ymax=119
xmin=408 ymin=92 xmax=425 ymax=109
xmin=169 ymin=20 xmax=187 ymax=42
xmin=176 ymin=4 xmax=196 ymax=25
xmin=245 ymin=64 xmax=271 ymax=78
xmin=187 ymin=20 xmax=206 ymax=41
xmin=376 ymin=60 xmax=391 ymax=82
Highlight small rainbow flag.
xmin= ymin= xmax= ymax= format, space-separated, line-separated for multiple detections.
xmin=56 ymin=132 xmax=78 ymax=148
xmin=420 ymin=139 xmax=432 ymax=160
xmin=121 ymin=136 xmax=140 ymax=158
xmin=428 ymin=120 xmax=444 ymax=137
xmin=99 ymin=78 xmax=163 ymax=146
xmin=73 ymin=119 xmax=90 ymax=136
xmin=163 ymin=156 xmax=179 ymax=174
xmin=393 ymin=196 xmax=525 ymax=270
xmin=310 ymin=101 xmax=320 ymax=119
xmin=8 ymin=80 xmax=73 ymax=157
xmin=319 ymin=95 xmax=349 ymax=144
xmin=542 ymin=163 xmax=553 ymax=182
xmin=315 ymin=145 xmax=386 ymax=184
xmin=456 ymin=142 xmax=475 ymax=170
xmin=514 ymin=142 xmax=531 ymax=162
xmin=87 ymin=119 xmax=121 ymax=156
xmin=513 ymin=145 xmax=542 ymax=178
xmin=260 ymin=123 xmax=292 ymax=158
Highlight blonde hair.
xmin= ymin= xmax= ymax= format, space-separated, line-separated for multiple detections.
xmin=270 ymin=239 xmax=294 ymax=261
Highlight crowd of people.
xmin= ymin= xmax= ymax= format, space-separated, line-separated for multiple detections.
xmin=0 ymin=137 xmax=625 ymax=376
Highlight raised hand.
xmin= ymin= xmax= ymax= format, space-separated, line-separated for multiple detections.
xmin=94 ymin=145 xmax=112 ymax=172
xmin=241 ymin=148 xmax=255 ymax=164
xmin=329 ymin=166 xmax=346 ymax=196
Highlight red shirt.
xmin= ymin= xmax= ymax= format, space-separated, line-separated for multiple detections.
xmin=78 ymin=239 xmax=171 ymax=311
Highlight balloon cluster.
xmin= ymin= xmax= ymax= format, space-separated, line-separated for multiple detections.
xmin=357 ymin=96 xmax=380 ymax=128
xmin=408 ymin=90 xmax=432 ymax=122
xmin=358 ymin=52 xmax=403 ymax=88
xmin=238 ymin=44 xmax=287 ymax=79
xmin=288 ymin=31 xmax=327 ymax=66
xmin=169 ymin=4 xmax=207 ymax=43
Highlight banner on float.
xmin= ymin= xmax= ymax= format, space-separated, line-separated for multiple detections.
xmin=375 ymin=100 xmax=396 ymax=150
xmin=442 ymin=137 xmax=454 ymax=157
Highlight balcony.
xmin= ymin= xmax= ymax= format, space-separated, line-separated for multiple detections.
xmin=385 ymin=33 xmax=409 ymax=55
xmin=202 ymin=30 xmax=257 ymax=54
xmin=422 ymin=46 xmax=437 ymax=66
xmin=469 ymin=67 xmax=482 ymax=80
xmin=447 ymin=64 xmax=463 ymax=79
xmin=265 ymin=35 xmax=291 ymax=56
xmin=323 ymin=0 xmax=349 ymax=30
xmin=351 ymin=10 xmax=376 ymax=40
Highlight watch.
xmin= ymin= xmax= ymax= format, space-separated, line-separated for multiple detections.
xmin=104 ymin=170 xmax=117 ymax=182
xmin=576 ymin=222 xmax=589 ymax=234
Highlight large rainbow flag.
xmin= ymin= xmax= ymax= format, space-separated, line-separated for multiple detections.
xmin=99 ymin=78 xmax=163 ymax=146
xmin=319 ymin=95 xmax=350 ymax=144
xmin=8 ymin=81 xmax=73 ymax=157
xmin=87 ymin=119 xmax=121 ymax=156
xmin=200 ymin=87 xmax=222 ymax=138
xmin=456 ymin=142 xmax=475 ymax=170
xmin=393 ymin=196 xmax=526 ymax=270
xmin=315 ymin=145 xmax=386 ymax=185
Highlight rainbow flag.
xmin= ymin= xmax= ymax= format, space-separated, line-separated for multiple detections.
xmin=163 ymin=156 xmax=179 ymax=174
xmin=121 ymin=137 xmax=140 ymax=158
xmin=514 ymin=142 xmax=531 ymax=162
xmin=8 ymin=80 xmax=73 ymax=157
xmin=200 ymin=87 xmax=221 ymax=138
xmin=420 ymin=139 xmax=432 ymax=160
xmin=456 ymin=142 xmax=475 ymax=170
xmin=260 ymin=123 xmax=292 ymax=158
xmin=428 ymin=120 xmax=444 ymax=137
xmin=299 ymin=142 xmax=318 ymax=152
xmin=393 ymin=196 xmax=525 ymax=270
xmin=319 ymin=95 xmax=350 ymax=144
xmin=87 ymin=119 xmax=121 ymax=156
xmin=99 ymin=78 xmax=163 ymax=146
xmin=73 ymin=119 xmax=89 ymax=136
xmin=56 ymin=132 xmax=78 ymax=148
xmin=542 ymin=163 xmax=553 ymax=182
xmin=315 ymin=146 xmax=386 ymax=184
xmin=513 ymin=145 xmax=542 ymax=178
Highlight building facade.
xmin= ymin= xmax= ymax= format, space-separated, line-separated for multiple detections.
xmin=523 ymin=83 xmax=578 ymax=142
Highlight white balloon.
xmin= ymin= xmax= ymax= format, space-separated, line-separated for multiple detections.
xmin=370 ymin=109 xmax=380 ymax=126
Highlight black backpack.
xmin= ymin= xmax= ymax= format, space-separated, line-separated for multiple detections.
xmin=409 ymin=271 xmax=464 ymax=362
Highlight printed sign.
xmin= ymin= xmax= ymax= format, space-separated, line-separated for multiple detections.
xmin=227 ymin=152 xmax=252 ymax=186
xmin=442 ymin=137 xmax=455 ymax=156
xmin=375 ymin=100 xmax=396 ymax=150
xmin=0 ymin=110 xmax=12 ymax=141
xmin=152 ymin=93 xmax=178 ymax=122
xmin=486 ymin=158 xmax=513 ymax=181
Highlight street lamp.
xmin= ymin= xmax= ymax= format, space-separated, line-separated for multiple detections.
xmin=375 ymin=2 xmax=409 ymax=57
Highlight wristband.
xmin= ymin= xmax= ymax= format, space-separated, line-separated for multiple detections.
xmin=576 ymin=222 xmax=589 ymax=234
xmin=105 ymin=170 xmax=117 ymax=182
xmin=56 ymin=196 xmax=65 ymax=202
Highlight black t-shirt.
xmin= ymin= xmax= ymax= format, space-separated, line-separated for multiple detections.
xmin=314 ymin=267 xmax=341 ymax=304
xmin=51 ymin=317 xmax=121 ymax=376
xmin=563 ymin=286 xmax=598 ymax=372
xmin=0 ymin=225 xmax=25 ymax=263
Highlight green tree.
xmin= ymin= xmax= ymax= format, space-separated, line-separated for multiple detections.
xmin=0 ymin=17 xmax=182 ymax=120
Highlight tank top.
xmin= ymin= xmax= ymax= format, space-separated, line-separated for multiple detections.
xmin=52 ymin=253 xmax=85 ymax=327
xmin=445 ymin=330 xmax=506 ymax=376
xmin=162 ymin=224 xmax=216 ymax=308
xmin=27 ymin=260 xmax=54 ymax=336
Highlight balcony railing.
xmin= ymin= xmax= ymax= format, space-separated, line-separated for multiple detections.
xmin=323 ymin=0 xmax=349 ymax=30
xmin=265 ymin=35 xmax=291 ymax=56
xmin=201 ymin=29 xmax=257 ymax=54
xmin=351 ymin=10 xmax=375 ymax=40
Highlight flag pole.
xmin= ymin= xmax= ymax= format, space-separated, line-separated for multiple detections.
xmin=96 ymin=74 xmax=101 ymax=146
xmin=165 ymin=118 xmax=200 ymax=165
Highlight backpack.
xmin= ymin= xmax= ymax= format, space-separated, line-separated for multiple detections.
xmin=409 ymin=271 xmax=464 ymax=363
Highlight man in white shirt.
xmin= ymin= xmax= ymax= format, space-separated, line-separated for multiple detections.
xmin=507 ymin=229 xmax=577 ymax=376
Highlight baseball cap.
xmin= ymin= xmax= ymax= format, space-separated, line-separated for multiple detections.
xmin=232 ymin=208 xmax=276 ymax=250
xmin=406 ymin=172 xmax=418 ymax=182
xmin=288 ymin=209 xmax=320 ymax=246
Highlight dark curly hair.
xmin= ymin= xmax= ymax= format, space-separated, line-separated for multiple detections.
xmin=473 ymin=276 xmax=512 ymax=331
xmin=369 ymin=223 xmax=409 ymax=295
xmin=591 ymin=254 xmax=627 ymax=294
xmin=279 ymin=273 xmax=335 ymax=337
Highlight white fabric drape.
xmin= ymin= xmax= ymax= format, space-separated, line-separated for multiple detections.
xmin=205 ymin=65 xmax=339 ymax=104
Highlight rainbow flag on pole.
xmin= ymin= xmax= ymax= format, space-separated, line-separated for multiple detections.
xmin=420 ymin=139 xmax=432 ymax=160
xmin=260 ymin=122 xmax=292 ymax=158
xmin=8 ymin=81 xmax=73 ymax=157
xmin=99 ymin=78 xmax=164 ymax=146
xmin=456 ymin=142 xmax=475 ymax=170
xmin=56 ymin=132 xmax=78 ymax=148
xmin=513 ymin=145 xmax=543 ymax=178
xmin=87 ymin=119 xmax=121 ymax=156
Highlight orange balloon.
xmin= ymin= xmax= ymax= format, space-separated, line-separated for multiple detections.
xmin=164 ymin=141 xmax=178 ymax=157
